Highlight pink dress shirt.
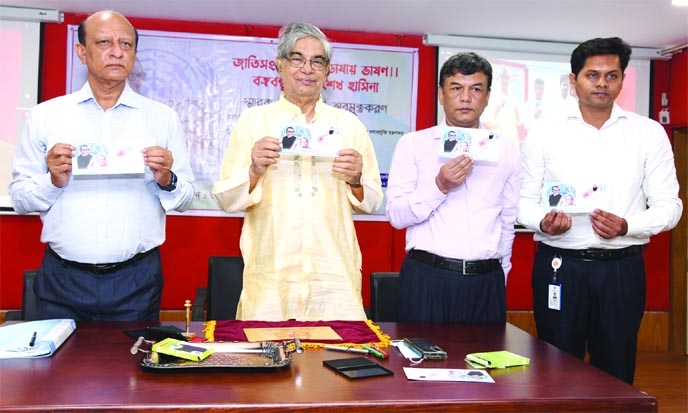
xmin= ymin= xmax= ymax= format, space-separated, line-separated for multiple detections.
xmin=385 ymin=123 xmax=522 ymax=278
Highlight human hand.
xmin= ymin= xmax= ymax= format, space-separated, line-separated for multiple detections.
xmin=46 ymin=143 xmax=75 ymax=188
xmin=333 ymin=148 xmax=363 ymax=185
xmin=250 ymin=137 xmax=281 ymax=178
xmin=539 ymin=209 xmax=572 ymax=236
xmin=589 ymin=208 xmax=628 ymax=239
xmin=143 ymin=146 xmax=174 ymax=187
xmin=435 ymin=155 xmax=473 ymax=194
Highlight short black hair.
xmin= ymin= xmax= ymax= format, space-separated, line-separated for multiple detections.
xmin=439 ymin=52 xmax=493 ymax=89
xmin=570 ymin=37 xmax=631 ymax=77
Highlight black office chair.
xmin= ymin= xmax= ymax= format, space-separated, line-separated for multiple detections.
xmin=192 ymin=256 xmax=244 ymax=321
xmin=369 ymin=272 xmax=400 ymax=322
xmin=5 ymin=270 xmax=41 ymax=321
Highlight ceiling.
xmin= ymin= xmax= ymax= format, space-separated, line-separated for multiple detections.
xmin=1 ymin=0 xmax=687 ymax=51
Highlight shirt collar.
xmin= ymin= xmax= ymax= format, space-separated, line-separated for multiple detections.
xmin=608 ymin=103 xmax=629 ymax=122
xmin=74 ymin=81 xmax=140 ymax=109
xmin=278 ymin=93 xmax=325 ymax=115
xmin=435 ymin=118 xmax=486 ymax=140
xmin=570 ymin=102 xmax=629 ymax=126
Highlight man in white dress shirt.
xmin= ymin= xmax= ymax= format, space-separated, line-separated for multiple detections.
xmin=518 ymin=37 xmax=682 ymax=384
xmin=10 ymin=10 xmax=195 ymax=321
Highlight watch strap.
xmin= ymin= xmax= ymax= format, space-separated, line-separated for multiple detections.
xmin=158 ymin=171 xmax=177 ymax=192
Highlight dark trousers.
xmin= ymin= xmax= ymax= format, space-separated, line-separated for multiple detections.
xmin=34 ymin=248 xmax=163 ymax=322
xmin=532 ymin=245 xmax=645 ymax=384
xmin=397 ymin=255 xmax=506 ymax=324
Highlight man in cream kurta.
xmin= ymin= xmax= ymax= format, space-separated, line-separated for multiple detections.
xmin=212 ymin=94 xmax=382 ymax=321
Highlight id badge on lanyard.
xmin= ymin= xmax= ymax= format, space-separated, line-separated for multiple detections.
xmin=548 ymin=255 xmax=562 ymax=311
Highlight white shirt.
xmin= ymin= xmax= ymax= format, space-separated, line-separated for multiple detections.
xmin=518 ymin=103 xmax=682 ymax=249
xmin=10 ymin=82 xmax=195 ymax=263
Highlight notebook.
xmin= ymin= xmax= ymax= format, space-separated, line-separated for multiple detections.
xmin=0 ymin=319 xmax=76 ymax=359
xmin=464 ymin=350 xmax=530 ymax=369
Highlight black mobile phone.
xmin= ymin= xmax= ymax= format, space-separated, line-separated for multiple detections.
xmin=403 ymin=337 xmax=448 ymax=360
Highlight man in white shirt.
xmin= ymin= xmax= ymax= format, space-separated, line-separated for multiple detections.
xmin=10 ymin=10 xmax=195 ymax=321
xmin=518 ymin=37 xmax=682 ymax=384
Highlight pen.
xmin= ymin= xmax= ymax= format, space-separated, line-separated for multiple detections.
xmin=29 ymin=331 xmax=37 ymax=348
xmin=369 ymin=344 xmax=389 ymax=359
xmin=323 ymin=345 xmax=369 ymax=355
xmin=362 ymin=344 xmax=387 ymax=360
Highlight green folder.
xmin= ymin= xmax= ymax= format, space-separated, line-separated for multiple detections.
xmin=464 ymin=350 xmax=530 ymax=369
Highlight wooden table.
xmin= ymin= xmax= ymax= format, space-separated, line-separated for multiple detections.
xmin=0 ymin=322 xmax=657 ymax=412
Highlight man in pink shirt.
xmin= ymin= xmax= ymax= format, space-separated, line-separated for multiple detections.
xmin=386 ymin=52 xmax=522 ymax=323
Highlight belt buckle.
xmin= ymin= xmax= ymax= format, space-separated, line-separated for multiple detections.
xmin=462 ymin=260 xmax=479 ymax=276
xmin=92 ymin=263 xmax=117 ymax=274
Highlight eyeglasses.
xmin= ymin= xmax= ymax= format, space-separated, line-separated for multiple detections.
xmin=128 ymin=72 xmax=147 ymax=80
xmin=284 ymin=55 xmax=328 ymax=71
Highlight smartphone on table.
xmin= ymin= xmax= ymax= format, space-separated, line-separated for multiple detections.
xmin=403 ymin=337 xmax=448 ymax=360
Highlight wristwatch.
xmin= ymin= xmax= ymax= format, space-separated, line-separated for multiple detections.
xmin=347 ymin=172 xmax=363 ymax=188
xmin=157 ymin=171 xmax=177 ymax=192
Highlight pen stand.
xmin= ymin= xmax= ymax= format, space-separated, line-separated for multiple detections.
xmin=130 ymin=336 xmax=303 ymax=370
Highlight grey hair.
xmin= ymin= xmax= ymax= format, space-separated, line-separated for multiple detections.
xmin=277 ymin=22 xmax=333 ymax=62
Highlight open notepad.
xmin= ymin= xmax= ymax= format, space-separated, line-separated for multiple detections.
xmin=0 ymin=319 xmax=76 ymax=359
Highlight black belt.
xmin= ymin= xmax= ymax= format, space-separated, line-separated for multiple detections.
xmin=409 ymin=249 xmax=501 ymax=275
xmin=47 ymin=246 xmax=158 ymax=274
xmin=539 ymin=243 xmax=644 ymax=262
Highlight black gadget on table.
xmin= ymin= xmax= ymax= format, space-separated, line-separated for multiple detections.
xmin=403 ymin=337 xmax=448 ymax=360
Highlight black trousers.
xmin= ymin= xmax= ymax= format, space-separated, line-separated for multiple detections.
xmin=532 ymin=245 xmax=645 ymax=384
xmin=397 ymin=255 xmax=506 ymax=324
xmin=34 ymin=248 xmax=163 ymax=322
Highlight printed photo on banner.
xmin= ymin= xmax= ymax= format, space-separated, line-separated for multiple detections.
xmin=543 ymin=181 xmax=607 ymax=213
xmin=71 ymin=140 xmax=144 ymax=178
xmin=439 ymin=126 xmax=501 ymax=162
xmin=279 ymin=123 xmax=342 ymax=157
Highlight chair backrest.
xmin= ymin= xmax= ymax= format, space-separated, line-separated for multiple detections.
xmin=207 ymin=256 xmax=244 ymax=320
xmin=369 ymin=272 xmax=400 ymax=322
xmin=22 ymin=270 xmax=42 ymax=321
xmin=6 ymin=270 xmax=43 ymax=321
